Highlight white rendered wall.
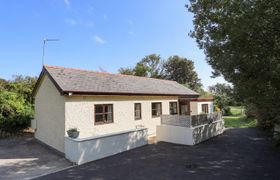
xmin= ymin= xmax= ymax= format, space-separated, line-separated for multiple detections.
xmin=34 ymin=75 xmax=66 ymax=153
xmin=65 ymin=128 xmax=148 ymax=165
xmin=193 ymin=120 xmax=224 ymax=144
xmin=156 ymin=125 xmax=195 ymax=145
xmin=157 ymin=120 xmax=224 ymax=145
xmin=190 ymin=101 xmax=198 ymax=115
xmin=190 ymin=101 xmax=214 ymax=115
xmin=65 ymin=95 xmax=178 ymax=138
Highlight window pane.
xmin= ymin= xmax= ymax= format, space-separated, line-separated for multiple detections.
xmin=152 ymin=102 xmax=161 ymax=117
xmin=156 ymin=103 xmax=161 ymax=110
xmin=152 ymin=109 xmax=157 ymax=116
xmin=106 ymin=113 xmax=113 ymax=121
xmin=170 ymin=102 xmax=178 ymax=115
xmin=202 ymin=104 xmax=208 ymax=113
xmin=106 ymin=105 xmax=113 ymax=113
xmin=135 ymin=110 xmax=140 ymax=119
xmin=95 ymin=114 xmax=104 ymax=123
xmin=95 ymin=104 xmax=113 ymax=124
xmin=95 ymin=105 xmax=103 ymax=113
xmin=135 ymin=103 xmax=141 ymax=120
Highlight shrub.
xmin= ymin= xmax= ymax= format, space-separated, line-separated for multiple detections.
xmin=245 ymin=104 xmax=257 ymax=118
xmin=274 ymin=133 xmax=280 ymax=147
xmin=0 ymin=91 xmax=33 ymax=136
xmin=222 ymin=106 xmax=232 ymax=116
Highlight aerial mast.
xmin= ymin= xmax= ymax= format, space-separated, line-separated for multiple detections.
xmin=42 ymin=37 xmax=60 ymax=66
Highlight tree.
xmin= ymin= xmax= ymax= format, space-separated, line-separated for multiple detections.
xmin=0 ymin=75 xmax=37 ymax=136
xmin=188 ymin=0 xmax=280 ymax=129
xmin=118 ymin=54 xmax=163 ymax=78
xmin=7 ymin=75 xmax=37 ymax=101
xmin=134 ymin=63 xmax=149 ymax=77
xmin=0 ymin=90 xmax=33 ymax=135
xmin=119 ymin=54 xmax=203 ymax=92
xmin=209 ymin=83 xmax=232 ymax=96
xmin=139 ymin=54 xmax=163 ymax=78
xmin=118 ymin=67 xmax=134 ymax=75
xmin=209 ymin=83 xmax=235 ymax=115
xmin=0 ymin=78 xmax=8 ymax=91
xmin=163 ymin=55 xmax=202 ymax=91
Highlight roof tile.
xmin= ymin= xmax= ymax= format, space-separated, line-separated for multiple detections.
xmin=44 ymin=65 xmax=199 ymax=96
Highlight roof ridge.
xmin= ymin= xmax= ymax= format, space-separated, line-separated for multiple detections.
xmin=44 ymin=65 xmax=176 ymax=83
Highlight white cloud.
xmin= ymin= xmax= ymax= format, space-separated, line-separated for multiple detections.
xmin=65 ymin=19 xmax=77 ymax=26
xmin=92 ymin=35 xmax=106 ymax=44
xmin=64 ymin=0 xmax=70 ymax=8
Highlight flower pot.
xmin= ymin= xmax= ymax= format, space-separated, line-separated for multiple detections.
xmin=67 ymin=131 xmax=80 ymax=138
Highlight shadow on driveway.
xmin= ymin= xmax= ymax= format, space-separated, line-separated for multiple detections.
xmin=37 ymin=128 xmax=280 ymax=180
xmin=0 ymin=135 xmax=71 ymax=180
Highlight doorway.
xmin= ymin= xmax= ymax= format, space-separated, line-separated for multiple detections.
xmin=179 ymin=101 xmax=190 ymax=115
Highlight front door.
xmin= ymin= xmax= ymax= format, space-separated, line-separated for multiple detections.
xmin=180 ymin=101 xmax=190 ymax=115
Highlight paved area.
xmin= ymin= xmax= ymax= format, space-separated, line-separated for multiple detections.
xmin=37 ymin=128 xmax=280 ymax=180
xmin=0 ymin=135 xmax=71 ymax=180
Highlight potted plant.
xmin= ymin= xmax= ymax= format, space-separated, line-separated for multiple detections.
xmin=67 ymin=128 xmax=79 ymax=138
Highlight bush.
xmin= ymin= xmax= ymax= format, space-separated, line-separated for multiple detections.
xmin=0 ymin=116 xmax=30 ymax=135
xmin=245 ymin=104 xmax=257 ymax=118
xmin=222 ymin=106 xmax=232 ymax=116
xmin=274 ymin=133 xmax=280 ymax=147
xmin=0 ymin=91 xmax=33 ymax=136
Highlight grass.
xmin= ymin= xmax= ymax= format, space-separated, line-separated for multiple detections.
xmin=224 ymin=106 xmax=257 ymax=128
xmin=229 ymin=106 xmax=245 ymax=116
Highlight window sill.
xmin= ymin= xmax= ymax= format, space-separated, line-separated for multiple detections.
xmin=152 ymin=116 xmax=161 ymax=118
xmin=94 ymin=121 xmax=113 ymax=125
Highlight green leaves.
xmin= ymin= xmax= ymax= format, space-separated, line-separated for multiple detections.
xmin=118 ymin=54 xmax=203 ymax=91
xmin=163 ymin=55 xmax=202 ymax=91
xmin=189 ymin=0 xmax=280 ymax=129
xmin=0 ymin=75 xmax=36 ymax=135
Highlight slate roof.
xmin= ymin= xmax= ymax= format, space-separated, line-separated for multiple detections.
xmin=34 ymin=65 xmax=199 ymax=97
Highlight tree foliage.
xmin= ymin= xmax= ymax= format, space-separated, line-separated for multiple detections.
xmin=209 ymin=83 xmax=235 ymax=115
xmin=139 ymin=54 xmax=163 ymax=78
xmin=163 ymin=55 xmax=202 ymax=90
xmin=0 ymin=75 xmax=37 ymax=135
xmin=119 ymin=54 xmax=203 ymax=91
xmin=188 ymin=0 xmax=280 ymax=129
xmin=118 ymin=67 xmax=134 ymax=75
xmin=119 ymin=54 xmax=163 ymax=78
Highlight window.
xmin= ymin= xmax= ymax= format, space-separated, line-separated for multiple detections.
xmin=152 ymin=102 xmax=162 ymax=117
xmin=169 ymin=102 xmax=178 ymax=115
xmin=134 ymin=103 xmax=141 ymax=120
xmin=201 ymin=104 xmax=209 ymax=114
xmin=94 ymin=104 xmax=113 ymax=125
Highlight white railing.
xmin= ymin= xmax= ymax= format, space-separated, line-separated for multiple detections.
xmin=161 ymin=115 xmax=192 ymax=127
xmin=161 ymin=112 xmax=223 ymax=128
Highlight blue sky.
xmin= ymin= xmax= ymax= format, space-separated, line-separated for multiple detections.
xmin=0 ymin=0 xmax=226 ymax=89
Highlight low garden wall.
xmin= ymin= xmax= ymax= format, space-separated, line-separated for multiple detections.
xmin=65 ymin=128 xmax=148 ymax=165
xmin=157 ymin=112 xmax=224 ymax=145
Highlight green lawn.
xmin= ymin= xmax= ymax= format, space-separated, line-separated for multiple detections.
xmin=224 ymin=106 xmax=257 ymax=128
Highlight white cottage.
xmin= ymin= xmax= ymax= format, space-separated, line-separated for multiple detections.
xmin=32 ymin=65 xmax=213 ymax=154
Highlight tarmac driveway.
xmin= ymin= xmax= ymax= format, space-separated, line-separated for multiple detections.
xmin=0 ymin=135 xmax=71 ymax=180
xmin=37 ymin=128 xmax=280 ymax=180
